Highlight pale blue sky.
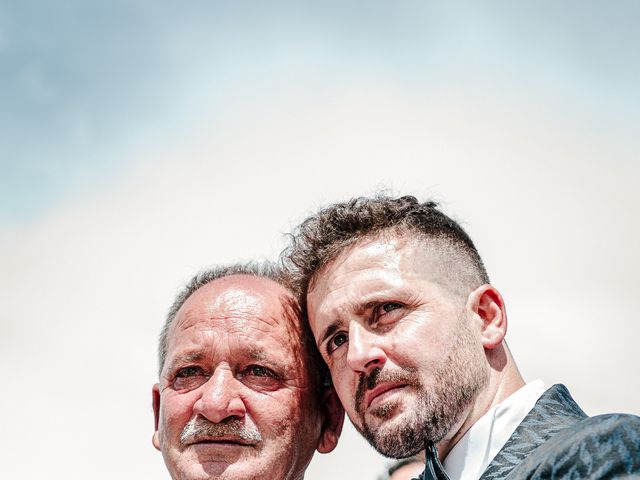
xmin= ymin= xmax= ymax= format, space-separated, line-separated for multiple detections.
xmin=2 ymin=4 xmax=640 ymax=479
xmin=1 ymin=1 xmax=638 ymax=222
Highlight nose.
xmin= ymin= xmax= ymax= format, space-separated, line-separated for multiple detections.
xmin=193 ymin=365 xmax=247 ymax=424
xmin=346 ymin=322 xmax=387 ymax=374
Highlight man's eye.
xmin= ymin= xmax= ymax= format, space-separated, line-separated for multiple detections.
xmin=173 ymin=366 xmax=207 ymax=391
xmin=371 ymin=302 xmax=405 ymax=328
xmin=176 ymin=366 xmax=204 ymax=377
xmin=247 ymin=365 xmax=275 ymax=378
xmin=380 ymin=302 xmax=402 ymax=313
xmin=375 ymin=302 xmax=404 ymax=318
xmin=328 ymin=332 xmax=348 ymax=355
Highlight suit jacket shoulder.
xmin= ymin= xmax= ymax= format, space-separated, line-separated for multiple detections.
xmin=481 ymin=384 xmax=640 ymax=479
xmin=507 ymin=413 xmax=640 ymax=479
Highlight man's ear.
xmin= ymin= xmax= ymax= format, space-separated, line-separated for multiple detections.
xmin=466 ymin=284 xmax=507 ymax=350
xmin=316 ymin=386 xmax=345 ymax=454
xmin=152 ymin=384 xmax=161 ymax=451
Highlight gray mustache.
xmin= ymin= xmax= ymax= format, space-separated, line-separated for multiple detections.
xmin=180 ymin=416 xmax=263 ymax=445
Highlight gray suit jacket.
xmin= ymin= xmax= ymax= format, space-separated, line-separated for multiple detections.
xmin=479 ymin=384 xmax=640 ymax=479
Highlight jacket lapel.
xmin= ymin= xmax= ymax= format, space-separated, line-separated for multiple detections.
xmin=479 ymin=384 xmax=587 ymax=480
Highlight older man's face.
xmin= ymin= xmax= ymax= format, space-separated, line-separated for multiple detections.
xmin=307 ymin=235 xmax=487 ymax=458
xmin=153 ymin=275 xmax=339 ymax=480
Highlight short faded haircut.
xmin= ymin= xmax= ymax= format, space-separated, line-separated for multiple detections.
xmin=281 ymin=194 xmax=490 ymax=302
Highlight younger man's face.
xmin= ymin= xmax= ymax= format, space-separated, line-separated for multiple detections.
xmin=307 ymin=235 xmax=487 ymax=458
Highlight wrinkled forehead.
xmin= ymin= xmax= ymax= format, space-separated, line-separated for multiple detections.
xmin=169 ymin=276 xmax=304 ymax=350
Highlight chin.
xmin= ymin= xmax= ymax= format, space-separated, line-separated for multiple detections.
xmin=174 ymin=462 xmax=254 ymax=480
xmin=360 ymin=406 xmax=426 ymax=459
xmin=366 ymin=395 xmax=411 ymax=426
xmin=372 ymin=409 xmax=411 ymax=437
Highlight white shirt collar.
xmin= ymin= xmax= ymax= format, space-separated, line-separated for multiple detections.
xmin=442 ymin=380 xmax=546 ymax=480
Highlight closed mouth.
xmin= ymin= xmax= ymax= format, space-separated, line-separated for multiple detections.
xmin=188 ymin=437 xmax=257 ymax=447
xmin=365 ymin=383 xmax=407 ymax=409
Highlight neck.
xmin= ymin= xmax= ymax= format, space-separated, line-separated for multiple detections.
xmin=436 ymin=343 xmax=525 ymax=459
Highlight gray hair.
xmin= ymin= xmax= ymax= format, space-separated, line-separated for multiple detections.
xmin=158 ymin=261 xmax=282 ymax=376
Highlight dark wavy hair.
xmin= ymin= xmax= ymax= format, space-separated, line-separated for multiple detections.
xmin=281 ymin=194 xmax=490 ymax=303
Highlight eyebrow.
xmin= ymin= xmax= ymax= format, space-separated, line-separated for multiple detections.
xmin=357 ymin=300 xmax=381 ymax=315
xmin=316 ymin=295 xmax=403 ymax=347
xmin=318 ymin=320 xmax=342 ymax=348
xmin=249 ymin=349 xmax=267 ymax=361
xmin=165 ymin=351 xmax=205 ymax=373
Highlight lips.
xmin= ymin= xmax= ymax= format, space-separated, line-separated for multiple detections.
xmin=186 ymin=435 xmax=258 ymax=447
xmin=364 ymin=382 xmax=407 ymax=409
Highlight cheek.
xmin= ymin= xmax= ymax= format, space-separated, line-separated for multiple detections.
xmin=260 ymin=391 xmax=324 ymax=469
xmin=392 ymin=314 xmax=448 ymax=359
xmin=257 ymin=390 xmax=316 ymax=438
xmin=398 ymin=312 xmax=434 ymax=341
xmin=328 ymin=369 xmax=357 ymax=410
xmin=248 ymin=391 xmax=292 ymax=427
xmin=160 ymin=392 xmax=196 ymax=436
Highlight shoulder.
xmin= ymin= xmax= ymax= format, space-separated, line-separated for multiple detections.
xmin=566 ymin=413 xmax=640 ymax=455
xmin=507 ymin=413 xmax=640 ymax=479
xmin=576 ymin=412 xmax=640 ymax=435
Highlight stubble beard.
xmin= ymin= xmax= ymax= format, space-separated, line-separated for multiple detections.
xmin=356 ymin=317 xmax=488 ymax=458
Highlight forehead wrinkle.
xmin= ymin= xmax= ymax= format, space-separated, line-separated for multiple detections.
xmin=175 ymin=298 xmax=299 ymax=340
xmin=165 ymin=328 xmax=301 ymax=378
xmin=167 ymin=312 xmax=288 ymax=362
xmin=172 ymin=284 xmax=270 ymax=328
xmin=171 ymin=282 xmax=308 ymax=361
xmin=173 ymin=305 xmax=283 ymax=336
xmin=213 ymin=290 xmax=296 ymax=329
